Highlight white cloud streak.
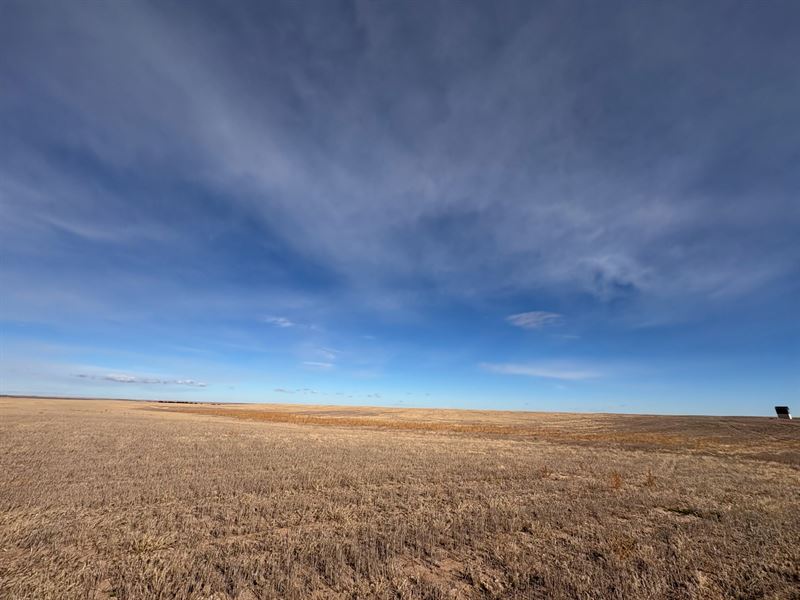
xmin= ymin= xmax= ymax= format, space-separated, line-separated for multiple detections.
xmin=302 ymin=361 xmax=334 ymax=370
xmin=263 ymin=316 xmax=295 ymax=328
xmin=76 ymin=373 xmax=207 ymax=387
xmin=480 ymin=362 xmax=602 ymax=381
xmin=506 ymin=311 xmax=562 ymax=330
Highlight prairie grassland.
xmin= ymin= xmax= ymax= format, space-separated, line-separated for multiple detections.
xmin=1 ymin=397 xmax=798 ymax=599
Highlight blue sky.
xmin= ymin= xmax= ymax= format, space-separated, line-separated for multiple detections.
xmin=1 ymin=1 xmax=798 ymax=415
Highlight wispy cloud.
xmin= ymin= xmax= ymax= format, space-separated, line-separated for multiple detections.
xmin=481 ymin=362 xmax=601 ymax=381
xmin=262 ymin=316 xmax=295 ymax=328
xmin=2 ymin=0 xmax=794 ymax=331
xmin=314 ymin=347 xmax=340 ymax=361
xmin=506 ymin=311 xmax=562 ymax=330
xmin=297 ymin=346 xmax=341 ymax=368
xmin=302 ymin=361 xmax=334 ymax=370
xmin=76 ymin=373 xmax=207 ymax=387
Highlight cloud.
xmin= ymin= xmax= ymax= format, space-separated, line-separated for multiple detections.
xmin=506 ymin=311 xmax=562 ymax=330
xmin=1 ymin=0 xmax=798 ymax=417
xmin=295 ymin=346 xmax=342 ymax=369
xmin=312 ymin=347 xmax=340 ymax=361
xmin=263 ymin=316 xmax=295 ymax=328
xmin=2 ymin=0 xmax=796 ymax=334
xmin=302 ymin=361 xmax=334 ymax=370
xmin=76 ymin=373 xmax=207 ymax=387
xmin=480 ymin=362 xmax=601 ymax=381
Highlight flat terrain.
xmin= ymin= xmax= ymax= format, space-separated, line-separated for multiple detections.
xmin=1 ymin=397 xmax=798 ymax=599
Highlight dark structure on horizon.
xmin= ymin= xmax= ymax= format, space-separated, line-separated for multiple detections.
xmin=775 ymin=406 xmax=792 ymax=419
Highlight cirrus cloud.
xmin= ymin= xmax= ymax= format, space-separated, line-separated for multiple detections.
xmin=480 ymin=362 xmax=601 ymax=381
xmin=506 ymin=311 xmax=562 ymax=330
xmin=302 ymin=361 xmax=334 ymax=370
xmin=262 ymin=316 xmax=295 ymax=328
xmin=76 ymin=373 xmax=207 ymax=387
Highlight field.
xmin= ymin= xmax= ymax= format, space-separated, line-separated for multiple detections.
xmin=1 ymin=397 xmax=798 ymax=599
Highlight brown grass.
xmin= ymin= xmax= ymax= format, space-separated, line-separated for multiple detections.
xmin=148 ymin=402 xmax=800 ymax=462
xmin=1 ymin=396 xmax=799 ymax=599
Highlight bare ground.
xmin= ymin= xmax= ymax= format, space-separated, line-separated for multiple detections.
xmin=0 ymin=396 xmax=798 ymax=599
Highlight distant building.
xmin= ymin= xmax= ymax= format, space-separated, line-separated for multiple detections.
xmin=775 ymin=406 xmax=792 ymax=419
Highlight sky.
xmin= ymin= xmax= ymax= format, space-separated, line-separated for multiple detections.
xmin=1 ymin=1 xmax=798 ymax=415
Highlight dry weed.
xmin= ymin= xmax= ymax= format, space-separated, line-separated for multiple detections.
xmin=0 ymin=397 xmax=798 ymax=599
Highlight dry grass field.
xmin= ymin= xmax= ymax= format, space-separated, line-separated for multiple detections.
xmin=1 ymin=397 xmax=798 ymax=599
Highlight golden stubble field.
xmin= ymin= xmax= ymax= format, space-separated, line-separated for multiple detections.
xmin=1 ymin=397 xmax=798 ymax=599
